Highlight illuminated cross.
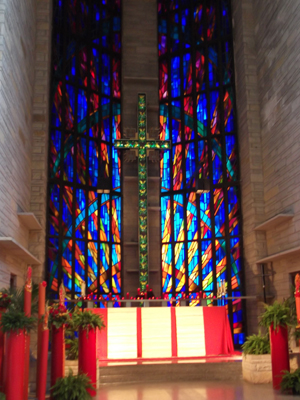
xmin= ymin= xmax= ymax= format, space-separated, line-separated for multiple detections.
xmin=114 ymin=93 xmax=170 ymax=292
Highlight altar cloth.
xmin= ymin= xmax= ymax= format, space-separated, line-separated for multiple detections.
xmin=89 ymin=306 xmax=234 ymax=360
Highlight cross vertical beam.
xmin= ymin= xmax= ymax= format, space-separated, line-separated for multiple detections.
xmin=114 ymin=93 xmax=170 ymax=292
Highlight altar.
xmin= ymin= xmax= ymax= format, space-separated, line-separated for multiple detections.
xmin=90 ymin=306 xmax=234 ymax=361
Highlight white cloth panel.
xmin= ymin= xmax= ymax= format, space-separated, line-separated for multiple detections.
xmin=107 ymin=308 xmax=137 ymax=359
xmin=176 ymin=307 xmax=206 ymax=357
xmin=141 ymin=307 xmax=172 ymax=358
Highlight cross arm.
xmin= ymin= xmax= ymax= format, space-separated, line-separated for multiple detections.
xmin=144 ymin=140 xmax=171 ymax=150
xmin=114 ymin=139 xmax=139 ymax=149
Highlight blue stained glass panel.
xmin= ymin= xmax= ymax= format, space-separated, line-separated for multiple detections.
xmin=74 ymin=240 xmax=85 ymax=284
xmin=230 ymin=237 xmax=241 ymax=289
xmin=77 ymin=89 xmax=88 ymax=125
xmin=49 ymin=237 xmax=59 ymax=283
xmin=171 ymin=57 xmax=181 ymax=98
xmin=162 ymin=243 xmax=173 ymax=293
xmin=216 ymin=239 xmax=227 ymax=282
xmin=89 ymin=140 xmax=98 ymax=187
xmin=102 ymin=54 xmax=111 ymax=96
xmin=51 ymin=103 xmax=61 ymax=128
xmin=62 ymin=239 xmax=73 ymax=292
xmin=100 ymin=193 xmax=110 ymax=242
xmin=198 ymin=140 xmax=209 ymax=179
xmin=112 ymin=196 xmax=121 ymax=243
xmin=183 ymin=53 xmax=192 ymax=94
xmin=194 ymin=4 xmax=204 ymax=44
xmin=101 ymin=98 xmax=111 ymax=142
xmin=50 ymin=130 xmax=61 ymax=178
xmin=99 ymin=242 xmax=109 ymax=293
xmin=197 ymin=93 xmax=207 ymax=137
xmin=200 ymin=192 xmax=211 ymax=239
xmin=63 ymin=134 xmax=74 ymax=182
xmin=185 ymin=142 xmax=195 ymax=188
xmin=76 ymin=137 xmax=87 ymax=184
xmin=87 ymin=242 xmax=98 ymax=286
xmin=181 ymin=7 xmax=191 ymax=48
xmin=92 ymin=48 xmax=100 ymax=87
xmin=186 ymin=192 xmax=197 ymax=241
xmin=75 ymin=189 xmax=86 ymax=239
xmin=66 ymin=53 xmax=76 ymax=83
xmin=65 ymin=85 xmax=75 ymax=130
xmin=224 ymin=88 xmax=235 ymax=132
xmin=175 ymin=242 xmax=185 ymax=292
xmin=160 ymin=150 xmax=170 ymax=192
xmin=221 ymin=0 xmax=231 ymax=36
xmin=210 ymin=91 xmax=220 ymax=134
xmin=170 ymin=13 xmax=180 ymax=53
xmin=223 ymin=42 xmax=233 ymax=85
xmin=111 ymin=244 xmax=121 ymax=293
xmin=112 ymin=147 xmax=120 ymax=191
xmin=171 ymin=101 xmax=181 ymax=142
xmin=88 ymin=192 xmax=98 ymax=241
xmin=228 ymin=187 xmax=240 ymax=236
xmin=158 ymin=18 xmax=167 ymax=56
xmin=214 ymin=189 xmax=225 ymax=237
xmin=184 ymin=96 xmax=194 ymax=140
xmin=188 ymin=241 xmax=199 ymax=290
xmin=62 ymin=186 xmax=73 ymax=237
xmin=225 ymin=135 xmax=237 ymax=181
xmin=202 ymin=241 xmax=213 ymax=291
xmin=212 ymin=138 xmax=223 ymax=184
xmin=208 ymin=46 xmax=219 ymax=87
xmin=49 ymin=185 xmax=60 ymax=236
xmin=161 ymin=196 xmax=171 ymax=242
xmin=160 ymin=103 xmax=169 ymax=140
xmin=174 ymin=194 xmax=184 ymax=241
xmin=173 ymin=145 xmax=183 ymax=190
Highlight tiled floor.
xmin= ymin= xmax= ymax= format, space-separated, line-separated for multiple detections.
xmin=96 ymin=381 xmax=294 ymax=400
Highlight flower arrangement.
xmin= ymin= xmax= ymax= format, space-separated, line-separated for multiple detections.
xmin=48 ymin=303 xmax=70 ymax=329
xmin=0 ymin=292 xmax=12 ymax=309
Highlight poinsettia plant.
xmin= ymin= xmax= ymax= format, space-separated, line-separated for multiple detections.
xmin=0 ymin=292 xmax=12 ymax=309
xmin=48 ymin=303 xmax=70 ymax=329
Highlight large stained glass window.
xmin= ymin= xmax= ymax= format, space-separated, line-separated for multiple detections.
xmin=159 ymin=0 xmax=244 ymax=344
xmin=48 ymin=0 xmax=122 ymax=299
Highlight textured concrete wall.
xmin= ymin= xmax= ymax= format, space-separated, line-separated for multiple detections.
xmin=122 ymin=0 xmax=161 ymax=296
xmin=29 ymin=0 xmax=52 ymax=283
xmin=0 ymin=0 xmax=37 ymax=287
xmin=252 ymin=0 xmax=300 ymax=299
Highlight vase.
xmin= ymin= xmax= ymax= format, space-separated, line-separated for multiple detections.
xmin=270 ymin=324 xmax=290 ymax=390
xmin=78 ymin=327 xmax=97 ymax=396
xmin=51 ymin=325 xmax=65 ymax=394
xmin=4 ymin=329 xmax=26 ymax=400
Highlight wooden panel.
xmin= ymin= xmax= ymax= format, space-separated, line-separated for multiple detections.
xmin=107 ymin=308 xmax=137 ymax=359
xmin=141 ymin=307 xmax=172 ymax=358
xmin=176 ymin=307 xmax=206 ymax=357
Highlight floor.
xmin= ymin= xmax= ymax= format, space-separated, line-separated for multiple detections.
xmin=95 ymin=381 xmax=295 ymax=400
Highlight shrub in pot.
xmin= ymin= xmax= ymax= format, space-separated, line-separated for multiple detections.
xmin=73 ymin=311 xmax=105 ymax=395
xmin=280 ymin=368 xmax=300 ymax=395
xmin=241 ymin=332 xmax=271 ymax=384
xmin=51 ymin=370 xmax=93 ymax=400
xmin=260 ymin=300 xmax=295 ymax=389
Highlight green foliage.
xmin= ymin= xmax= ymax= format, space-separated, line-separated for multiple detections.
xmin=1 ymin=283 xmax=39 ymax=315
xmin=0 ymin=392 xmax=5 ymax=400
xmin=241 ymin=332 xmax=270 ymax=355
xmin=259 ymin=301 xmax=294 ymax=331
xmin=0 ymin=309 xmax=36 ymax=334
xmin=281 ymin=369 xmax=300 ymax=394
xmin=73 ymin=310 xmax=105 ymax=333
xmin=65 ymin=337 xmax=79 ymax=360
xmin=51 ymin=370 xmax=93 ymax=400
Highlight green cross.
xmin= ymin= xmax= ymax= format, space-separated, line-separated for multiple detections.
xmin=114 ymin=93 xmax=170 ymax=292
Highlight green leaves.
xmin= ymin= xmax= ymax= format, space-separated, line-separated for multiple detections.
xmin=241 ymin=332 xmax=270 ymax=355
xmin=0 ymin=309 xmax=36 ymax=334
xmin=72 ymin=310 xmax=105 ymax=333
xmin=281 ymin=369 xmax=300 ymax=394
xmin=51 ymin=370 xmax=93 ymax=400
xmin=0 ymin=392 xmax=6 ymax=400
xmin=259 ymin=301 xmax=294 ymax=331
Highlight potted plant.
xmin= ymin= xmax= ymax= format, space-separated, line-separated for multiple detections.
xmin=48 ymin=303 xmax=71 ymax=389
xmin=260 ymin=300 xmax=295 ymax=389
xmin=241 ymin=332 xmax=271 ymax=383
xmin=281 ymin=368 xmax=300 ymax=395
xmin=73 ymin=311 xmax=105 ymax=395
xmin=51 ymin=370 xmax=93 ymax=400
xmin=0 ymin=309 xmax=35 ymax=400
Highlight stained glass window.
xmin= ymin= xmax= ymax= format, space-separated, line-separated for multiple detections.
xmin=158 ymin=0 xmax=245 ymax=345
xmin=48 ymin=0 xmax=122 ymax=299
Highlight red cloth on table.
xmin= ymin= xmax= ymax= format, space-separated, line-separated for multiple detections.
xmin=203 ymin=306 xmax=234 ymax=355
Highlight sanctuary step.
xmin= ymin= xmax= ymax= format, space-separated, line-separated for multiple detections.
xmin=98 ymin=357 xmax=242 ymax=385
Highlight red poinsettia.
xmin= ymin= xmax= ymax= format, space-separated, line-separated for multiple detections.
xmin=48 ymin=302 xmax=70 ymax=329
xmin=0 ymin=292 xmax=12 ymax=309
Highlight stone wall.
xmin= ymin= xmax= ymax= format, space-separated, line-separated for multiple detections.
xmin=122 ymin=0 xmax=161 ymax=296
xmin=252 ymin=0 xmax=300 ymax=299
xmin=0 ymin=0 xmax=37 ymax=287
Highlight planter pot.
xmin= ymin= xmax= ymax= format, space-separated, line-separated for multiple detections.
xmin=0 ymin=308 xmax=5 ymax=390
xmin=78 ymin=327 xmax=97 ymax=396
xmin=4 ymin=329 xmax=26 ymax=400
xmin=51 ymin=325 xmax=65 ymax=391
xmin=270 ymin=324 xmax=290 ymax=390
xmin=65 ymin=359 xmax=78 ymax=376
xmin=242 ymin=354 xmax=272 ymax=383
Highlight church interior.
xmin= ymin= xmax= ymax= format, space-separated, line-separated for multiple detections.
xmin=0 ymin=0 xmax=300 ymax=396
